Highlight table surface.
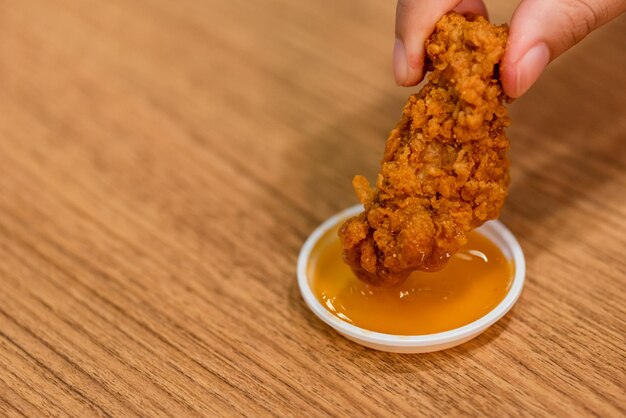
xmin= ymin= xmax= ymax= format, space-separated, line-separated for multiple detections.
xmin=1 ymin=1 xmax=625 ymax=416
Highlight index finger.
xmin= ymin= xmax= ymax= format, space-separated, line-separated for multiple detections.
xmin=394 ymin=0 xmax=488 ymax=86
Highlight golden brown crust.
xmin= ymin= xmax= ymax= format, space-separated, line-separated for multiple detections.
xmin=338 ymin=12 xmax=510 ymax=286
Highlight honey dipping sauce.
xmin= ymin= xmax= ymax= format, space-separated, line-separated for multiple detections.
xmin=308 ymin=224 xmax=514 ymax=335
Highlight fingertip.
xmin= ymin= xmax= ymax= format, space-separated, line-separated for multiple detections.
xmin=500 ymin=48 xmax=518 ymax=98
xmin=502 ymin=42 xmax=550 ymax=98
xmin=404 ymin=51 xmax=425 ymax=86
xmin=394 ymin=0 xmax=460 ymax=86
xmin=393 ymin=38 xmax=424 ymax=86
xmin=393 ymin=39 xmax=409 ymax=86
xmin=500 ymin=61 xmax=517 ymax=99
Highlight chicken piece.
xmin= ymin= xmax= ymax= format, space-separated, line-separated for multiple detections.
xmin=339 ymin=12 xmax=510 ymax=286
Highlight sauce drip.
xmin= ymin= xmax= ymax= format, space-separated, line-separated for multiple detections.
xmin=308 ymin=225 xmax=514 ymax=335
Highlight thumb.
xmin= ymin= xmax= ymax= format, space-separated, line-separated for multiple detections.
xmin=501 ymin=0 xmax=626 ymax=98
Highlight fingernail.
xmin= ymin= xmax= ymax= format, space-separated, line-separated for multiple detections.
xmin=512 ymin=43 xmax=550 ymax=98
xmin=393 ymin=38 xmax=408 ymax=86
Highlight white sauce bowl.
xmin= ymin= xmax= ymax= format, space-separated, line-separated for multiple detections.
xmin=297 ymin=204 xmax=526 ymax=353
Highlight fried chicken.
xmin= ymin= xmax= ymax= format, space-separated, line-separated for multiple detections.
xmin=339 ymin=12 xmax=510 ymax=286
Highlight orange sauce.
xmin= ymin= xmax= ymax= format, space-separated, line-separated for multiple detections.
xmin=308 ymin=225 xmax=514 ymax=335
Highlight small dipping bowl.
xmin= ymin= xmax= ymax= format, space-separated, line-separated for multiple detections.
xmin=297 ymin=204 xmax=525 ymax=353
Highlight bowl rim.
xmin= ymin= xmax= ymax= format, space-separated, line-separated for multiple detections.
xmin=297 ymin=204 xmax=526 ymax=348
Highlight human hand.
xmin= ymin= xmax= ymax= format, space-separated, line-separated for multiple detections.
xmin=393 ymin=0 xmax=626 ymax=97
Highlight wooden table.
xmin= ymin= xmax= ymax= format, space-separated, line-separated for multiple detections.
xmin=1 ymin=1 xmax=624 ymax=416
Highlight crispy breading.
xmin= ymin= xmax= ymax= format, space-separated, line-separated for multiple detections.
xmin=339 ymin=12 xmax=510 ymax=286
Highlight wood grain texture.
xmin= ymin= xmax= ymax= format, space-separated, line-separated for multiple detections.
xmin=0 ymin=0 xmax=624 ymax=416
